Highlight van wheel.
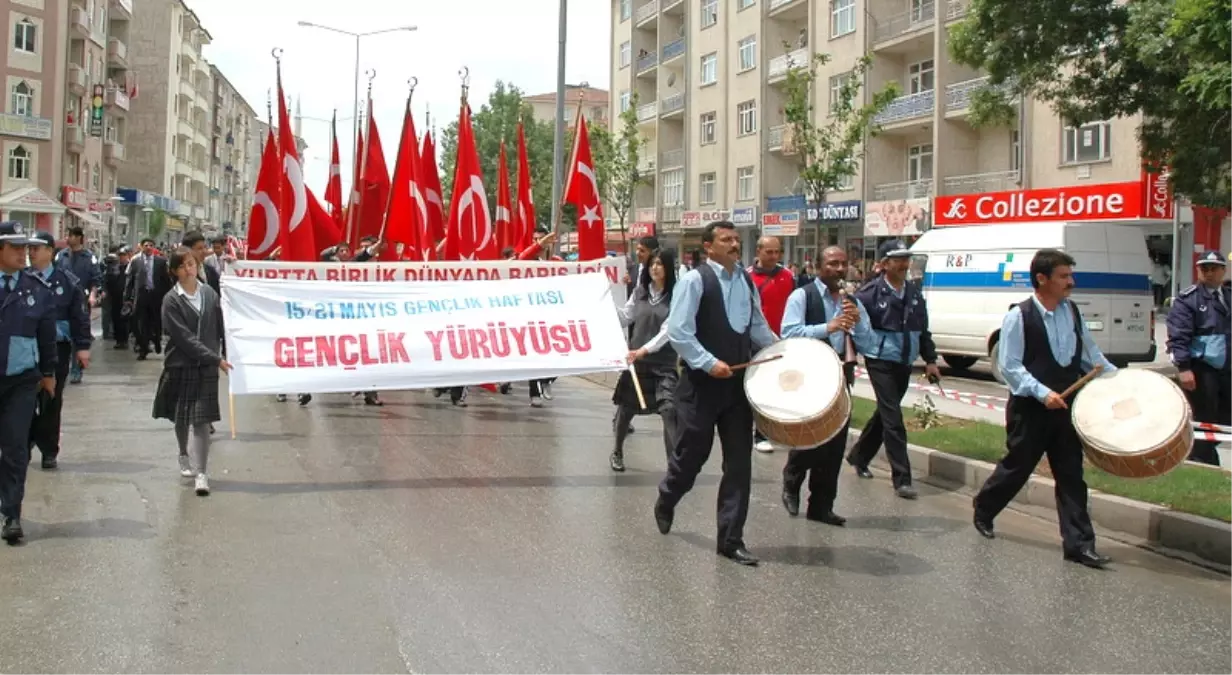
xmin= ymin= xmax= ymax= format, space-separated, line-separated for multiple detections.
xmin=941 ymin=355 xmax=978 ymax=371
xmin=989 ymin=340 xmax=1007 ymax=385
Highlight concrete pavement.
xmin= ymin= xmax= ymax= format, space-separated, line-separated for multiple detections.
xmin=0 ymin=345 xmax=1228 ymax=673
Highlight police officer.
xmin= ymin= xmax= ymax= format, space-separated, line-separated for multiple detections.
xmin=55 ymin=226 xmax=101 ymax=384
xmin=27 ymin=231 xmax=92 ymax=469
xmin=1166 ymin=250 xmax=1231 ymax=466
xmin=0 ymin=222 xmax=58 ymax=543
xmin=846 ymin=239 xmax=940 ymax=499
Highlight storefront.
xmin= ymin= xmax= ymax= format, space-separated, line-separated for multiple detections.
xmin=731 ymin=206 xmax=759 ymax=262
xmin=0 ymin=186 xmax=65 ymax=234
xmin=116 ymin=187 xmax=179 ymax=247
xmin=805 ymin=199 xmax=863 ymax=267
xmin=680 ymin=209 xmax=726 ymax=267
xmin=862 ymin=196 xmax=929 ymax=272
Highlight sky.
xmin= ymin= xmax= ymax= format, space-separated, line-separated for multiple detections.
xmin=192 ymin=0 xmax=611 ymax=196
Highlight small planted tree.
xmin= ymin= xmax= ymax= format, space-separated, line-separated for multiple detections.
xmin=782 ymin=53 xmax=899 ymax=223
xmin=589 ymin=93 xmax=644 ymax=251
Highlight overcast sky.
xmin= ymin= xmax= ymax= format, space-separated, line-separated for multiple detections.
xmin=193 ymin=0 xmax=610 ymax=195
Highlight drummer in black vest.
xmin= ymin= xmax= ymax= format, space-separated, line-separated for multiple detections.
xmin=779 ymin=246 xmax=876 ymax=524
xmin=655 ymin=221 xmax=778 ymax=566
xmin=972 ymin=249 xmax=1116 ymax=568
xmin=846 ymin=239 xmax=940 ymax=499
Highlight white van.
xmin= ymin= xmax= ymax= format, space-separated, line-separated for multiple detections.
xmin=909 ymin=221 xmax=1157 ymax=382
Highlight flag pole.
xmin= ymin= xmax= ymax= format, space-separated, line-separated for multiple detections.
xmin=350 ymin=69 xmax=377 ymax=250
xmin=555 ymin=96 xmax=584 ymax=257
xmin=548 ymin=0 xmax=568 ymax=257
xmin=377 ymin=77 xmax=417 ymax=246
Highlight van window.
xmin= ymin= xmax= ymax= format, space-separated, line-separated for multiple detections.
xmin=909 ymin=254 xmax=928 ymax=283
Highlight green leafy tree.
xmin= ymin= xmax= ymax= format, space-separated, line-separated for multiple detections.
xmin=948 ymin=0 xmax=1231 ymax=206
xmin=782 ymin=53 xmax=899 ymax=219
xmin=588 ymin=93 xmax=644 ymax=248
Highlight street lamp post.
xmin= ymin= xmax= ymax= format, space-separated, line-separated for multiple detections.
xmin=295 ymin=21 xmax=417 ymax=170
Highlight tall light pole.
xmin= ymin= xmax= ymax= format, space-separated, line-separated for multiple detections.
xmin=549 ymin=0 xmax=567 ymax=248
xmin=295 ymin=21 xmax=417 ymax=169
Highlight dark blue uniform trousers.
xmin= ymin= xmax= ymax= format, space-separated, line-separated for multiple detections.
xmin=0 ymin=373 xmax=39 ymax=519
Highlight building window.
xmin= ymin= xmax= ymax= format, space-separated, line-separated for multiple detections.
xmin=831 ymin=0 xmax=856 ymax=37
xmin=908 ymin=144 xmax=934 ymax=182
xmin=837 ymin=173 xmax=855 ymax=190
xmin=11 ymin=82 xmax=34 ymax=117
xmin=737 ymin=36 xmax=757 ymax=72
xmin=910 ymin=0 xmax=930 ymax=22
xmin=1011 ymin=130 xmax=1021 ymax=172
xmin=737 ymin=100 xmax=757 ymax=136
xmin=737 ymin=166 xmax=755 ymax=201
xmin=700 ymin=53 xmax=718 ymax=85
xmin=699 ymin=111 xmax=716 ymax=144
xmin=699 ymin=172 xmax=717 ymax=204
xmin=908 ymin=59 xmax=935 ymax=94
xmin=828 ymin=72 xmax=852 ymax=114
xmin=700 ymin=0 xmax=718 ymax=28
xmin=619 ymin=90 xmax=631 ymax=112
xmin=738 ymin=0 xmax=755 ymax=8
xmin=620 ymin=0 xmax=631 ymax=21
xmin=662 ymin=169 xmax=684 ymax=206
xmin=13 ymin=18 xmax=36 ymax=53
xmin=619 ymin=41 xmax=631 ymax=69
xmin=1063 ymin=121 xmax=1111 ymax=164
xmin=7 ymin=145 xmax=31 ymax=180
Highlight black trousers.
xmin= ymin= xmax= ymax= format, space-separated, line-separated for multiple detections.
xmin=1186 ymin=362 xmax=1231 ymax=466
xmin=848 ymin=358 xmax=913 ymax=487
xmin=109 ymin=298 xmax=129 ymax=345
xmin=0 ymin=372 xmax=39 ymax=519
xmin=29 ymin=342 xmax=72 ymax=459
xmin=783 ymin=419 xmax=850 ymax=517
xmin=658 ymin=375 xmax=754 ymax=549
xmin=135 ymin=291 xmax=162 ymax=355
xmin=974 ymin=397 xmax=1096 ymax=554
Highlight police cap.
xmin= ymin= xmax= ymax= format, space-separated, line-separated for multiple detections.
xmin=1197 ymin=250 xmax=1227 ymax=267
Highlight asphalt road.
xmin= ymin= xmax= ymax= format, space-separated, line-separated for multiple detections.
xmin=0 ymin=345 xmax=1228 ymax=674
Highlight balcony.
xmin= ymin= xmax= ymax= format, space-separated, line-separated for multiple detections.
xmin=70 ymin=7 xmax=90 ymax=37
xmin=873 ymin=2 xmax=936 ymax=46
xmin=872 ymin=179 xmax=934 ymax=201
xmin=110 ymin=0 xmax=133 ymax=19
xmin=104 ymin=141 xmax=125 ymax=165
xmin=944 ymin=75 xmax=1015 ymax=115
xmin=175 ymin=159 xmax=193 ymax=178
xmin=768 ymin=47 xmax=810 ymax=84
xmin=941 ymin=170 xmax=1020 ymax=195
xmin=66 ymin=124 xmax=85 ymax=152
xmin=767 ymin=124 xmax=795 ymax=154
xmin=660 ymin=0 xmax=684 ymax=13
xmin=873 ymin=89 xmax=935 ymax=126
xmin=945 ymin=0 xmax=969 ymax=20
xmin=659 ymin=93 xmax=685 ymax=117
xmin=636 ymin=50 xmax=658 ymax=75
xmin=635 ymin=0 xmax=659 ymax=25
xmin=767 ymin=0 xmax=808 ymax=17
xmin=107 ymin=38 xmax=128 ymax=68
xmin=177 ymin=118 xmax=194 ymax=139
xmin=68 ymin=65 xmax=87 ymax=95
xmin=661 ymin=205 xmax=683 ymax=222
xmin=661 ymin=38 xmax=685 ymax=64
xmin=637 ymin=154 xmax=656 ymax=175
xmin=636 ymin=101 xmax=658 ymax=123
xmin=659 ymin=148 xmax=684 ymax=170
xmin=105 ymin=87 xmax=130 ymax=112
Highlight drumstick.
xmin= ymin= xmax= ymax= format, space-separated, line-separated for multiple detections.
xmin=228 ymin=388 xmax=237 ymax=440
xmin=1059 ymin=365 xmax=1104 ymax=400
xmin=729 ymin=354 xmax=784 ymax=371
xmin=627 ymin=362 xmax=648 ymax=410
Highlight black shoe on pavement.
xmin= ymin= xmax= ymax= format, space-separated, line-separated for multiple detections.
xmin=40 ymin=456 xmax=57 ymax=470
xmin=717 ymin=546 xmax=759 ymax=566
xmin=2 ymin=517 xmax=23 ymax=543
xmin=1064 ymin=548 xmax=1110 ymax=569
xmin=781 ymin=488 xmax=800 ymax=517
xmin=806 ymin=511 xmax=846 ymax=527
xmin=973 ymin=515 xmax=995 ymax=539
xmin=653 ymin=498 xmax=673 ymax=534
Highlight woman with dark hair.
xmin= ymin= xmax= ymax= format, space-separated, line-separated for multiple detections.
xmin=153 ymin=247 xmax=230 ymax=496
xmin=610 ymin=249 xmax=679 ymax=471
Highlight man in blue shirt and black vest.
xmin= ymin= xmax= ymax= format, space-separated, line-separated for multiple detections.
xmin=0 ymin=221 xmax=58 ymax=543
xmin=846 ymin=239 xmax=940 ymax=499
xmin=1166 ymin=250 xmax=1230 ymax=466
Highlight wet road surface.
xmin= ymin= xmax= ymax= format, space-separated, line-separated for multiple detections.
xmin=0 ymin=345 xmax=1228 ymax=673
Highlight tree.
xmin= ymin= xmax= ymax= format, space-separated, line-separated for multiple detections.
xmin=781 ymin=53 xmax=899 ymax=220
xmin=948 ymin=0 xmax=1231 ymax=207
xmin=588 ymin=93 xmax=644 ymax=250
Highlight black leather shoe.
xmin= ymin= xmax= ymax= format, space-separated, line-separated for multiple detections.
xmin=653 ymin=498 xmax=673 ymax=534
xmin=896 ymin=484 xmax=918 ymax=500
xmin=609 ymin=451 xmax=625 ymax=472
xmin=1064 ymin=548 xmax=1110 ymax=568
xmin=973 ymin=516 xmax=996 ymax=539
xmin=2 ymin=517 xmax=23 ymax=543
xmin=718 ymin=546 xmax=759 ymax=566
xmin=781 ymin=488 xmax=800 ymax=517
xmin=848 ymin=458 xmax=874 ymax=479
xmin=807 ymin=511 xmax=847 ymax=526
xmin=41 ymin=456 xmax=57 ymax=470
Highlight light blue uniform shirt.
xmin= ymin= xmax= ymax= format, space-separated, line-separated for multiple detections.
xmin=781 ymin=279 xmax=877 ymax=355
xmin=999 ymin=297 xmax=1117 ymax=402
xmin=668 ymin=259 xmax=778 ymax=373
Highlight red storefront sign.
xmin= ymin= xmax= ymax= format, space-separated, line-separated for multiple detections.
xmin=61 ymin=185 xmax=88 ymax=211
xmin=1140 ymin=164 xmax=1174 ymax=220
xmin=934 ymin=181 xmax=1146 ymax=226
xmin=629 ymin=222 xmax=655 ymax=238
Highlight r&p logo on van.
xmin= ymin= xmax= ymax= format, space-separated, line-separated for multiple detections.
xmin=934 ymin=181 xmax=1147 ymax=227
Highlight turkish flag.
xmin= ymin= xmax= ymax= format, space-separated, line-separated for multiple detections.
xmin=383 ymin=99 xmax=428 ymax=261
xmin=246 ymin=129 xmax=280 ymax=260
xmin=495 ymin=140 xmax=514 ymax=252
xmin=564 ymin=114 xmax=605 ymax=261
xmin=345 ymin=126 xmax=365 ymax=248
xmin=324 ymin=113 xmax=344 ymax=230
xmin=274 ymin=63 xmax=315 ymax=262
xmin=420 ymin=132 xmax=445 ymax=250
xmin=307 ymin=188 xmax=342 ymax=250
xmin=353 ymin=98 xmax=391 ymax=252
xmin=512 ymin=121 xmax=536 ymax=250
xmin=444 ymin=102 xmax=496 ymax=260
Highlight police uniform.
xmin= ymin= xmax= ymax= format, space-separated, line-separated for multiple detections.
xmin=55 ymin=245 xmax=100 ymax=383
xmin=0 ymin=222 xmax=57 ymax=543
xmin=846 ymin=240 xmax=938 ymax=497
xmin=1166 ymin=251 xmax=1231 ymax=465
xmin=27 ymin=231 xmax=92 ymax=469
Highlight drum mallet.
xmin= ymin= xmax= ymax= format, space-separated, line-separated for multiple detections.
xmin=627 ymin=362 xmax=649 ymax=410
xmin=1059 ymin=365 xmax=1104 ymax=400
xmin=730 ymin=354 xmax=784 ymax=371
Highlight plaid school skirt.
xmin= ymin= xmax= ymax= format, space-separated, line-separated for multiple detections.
xmin=152 ymin=365 xmax=222 ymax=426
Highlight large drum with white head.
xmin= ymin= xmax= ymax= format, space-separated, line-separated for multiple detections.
xmin=1071 ymin=369 xmax=1193 ymax=478
xmin=744 ymin=337 xmax=850 ymax=449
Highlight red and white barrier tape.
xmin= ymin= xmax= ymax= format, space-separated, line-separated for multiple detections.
xmin=1193 ymin=421 xmax=1232 ymax=433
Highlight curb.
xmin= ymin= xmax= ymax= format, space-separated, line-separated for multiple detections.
xmin=574 ymin=371 xmax=1231 ymax=570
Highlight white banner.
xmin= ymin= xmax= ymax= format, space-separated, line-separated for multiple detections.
xmin=222 ymin=273 xmax=629 ymax=395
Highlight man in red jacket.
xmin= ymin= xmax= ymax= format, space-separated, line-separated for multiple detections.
xmin=746 ymin=235 xmax=795 ymax=452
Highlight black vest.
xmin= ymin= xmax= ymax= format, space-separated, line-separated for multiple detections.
xmin=802 ymin=281 xmax=856 ymax=387
xmin=1016 ymin=298 xmax=1084 ymax=401
xmin=628 ymin=286 xmax=677 ymax=368
xmin=686 ymin=264 xmax=754 ymax=378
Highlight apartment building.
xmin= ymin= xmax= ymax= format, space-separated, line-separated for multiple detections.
xmin=208 ymin=65 xmax=254 ymax=236
xmin=118 ymin=0 xmax=213 ymax=237
xmin=609 ymin=0 xmax=1176 ymax=270
xmin=1 ymin=0 xmax=68 ymax=232
xmin=524 ymin=84 xmax=610 ymax=129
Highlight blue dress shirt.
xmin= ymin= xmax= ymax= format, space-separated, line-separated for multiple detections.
xmin=999 ymin=296 xmax=1117 ymax=402
xmin=668 ymin=259 xmax=778 ymax=372
xmin=781 ymin=279 xmax=877 ymax=355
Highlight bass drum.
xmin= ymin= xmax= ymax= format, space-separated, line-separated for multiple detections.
xmin=743 ymin=337 xmax=849 ymax=450
xmin=1071 ymin=369 xmax=1193 ymax=478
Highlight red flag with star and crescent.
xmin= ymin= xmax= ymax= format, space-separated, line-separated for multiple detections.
xmin=563 ymin=113 xmax=605 ymax=261
xmin=274 ymin=61 xmax=316 ymax=262
xmin=512 ymin=121 xmax=536 ymax=250
xmin=324 ymin=112 xmax=344 ymax=230
xmin=382 ymin=96 xmax=428 ymax=261
xmin=444 ymin=101 xmax=496 ymax=261
xmin=245 ymin=129 xmax=280 ymax=260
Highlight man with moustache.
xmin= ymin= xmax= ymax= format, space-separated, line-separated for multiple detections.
xmin=654 ymin=221 xmax=778 ymax=566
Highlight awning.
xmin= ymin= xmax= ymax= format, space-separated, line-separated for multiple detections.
xmin=0 ymin=186 xmax=67 ymax=215
xmin=67 ymin=209 xmax=106 ymax=227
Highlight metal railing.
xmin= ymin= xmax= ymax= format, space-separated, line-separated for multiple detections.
xmin=660 ymin=204 xmax=683 ymax=222
xmin=941 ymin=170 xmax=1020 ymax=194
xmin=661 ymin=38 xmax=685 ymax=62
xmin=767 ymin=124 xmax=793 ymax=152
xmin=873 ymin=1 xmax=936 ymax=44
xmin=768 ymin=47 xmax=809 ymax=81
xmin=636 ymin=50 xmax=658 ymax=73
xmin=635 ymin=0 xmax=659 ymax=23
xmin=873 ymin=179 xmax=934 ymax=201
xmin=873 ymin=89 xmax=935 ymax=125
xmin=637 ymin=155 xmax=657 ymax=174
xmin=659 ymin=148 xmax=685 ymax=169
xmin=659 ymin=92 xmax=685 ymax=116
xmin=945 ymin=0 xmax=968 ymax=19
xmin=637 ymin=101 xmax=658 ymax=122
xmin=768 ymin=0 xmax=801 ymax=11
xmin=945 ymin=75 xmax=1015 ymax=112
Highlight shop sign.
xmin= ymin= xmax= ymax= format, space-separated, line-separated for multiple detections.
xmin=1140 ymin=165 xmax=1174 ymax=220
xmin=681 ymin=210 xmax=728 ymax=230
xmin=658 ymin=221 xmax=682 ymax=235
xmin=634 ymin=208 xmax=656 ymax=223
xmin=61 ymin=186 xmax=89 ymax=210
xmin=730 ymin=206 xmax=758 ymax=227
xmin=933 ymin=181 xmax=1143 ymax=226
xmin=0 ymin=112 xmax=53 ymax=141
xmin=761 ymin=211 xmax=800 ymax=237
xmin=629 ymin=222 xmax=655 ymax=238
xmin=865 ymin=198 xmax=931 ymax=236
xmin=807 ymin=200 xmax=862 ymax=222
